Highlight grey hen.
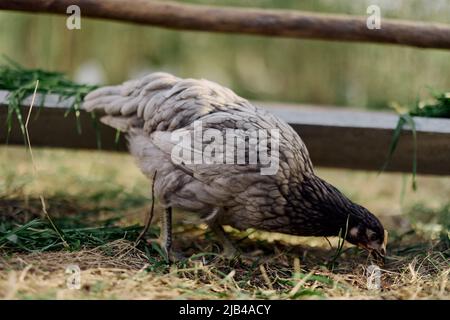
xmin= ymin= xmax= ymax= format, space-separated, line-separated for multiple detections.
xmin=83 ymin=73 xmax=387 ymax=260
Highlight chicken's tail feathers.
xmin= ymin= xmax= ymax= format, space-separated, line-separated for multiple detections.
xmin=99 ymin=115 xmax=128 ymax=132
xmin=99 ymin=115 xmax=143 ymax=132
xmin=82 ymin=72 xmax=178 ymax=116
xmin=82 ymin=84 xmax=123 ymax=112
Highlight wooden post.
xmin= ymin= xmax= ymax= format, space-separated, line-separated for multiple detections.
xmin=1 ymin=0 xmax=450 ymax=49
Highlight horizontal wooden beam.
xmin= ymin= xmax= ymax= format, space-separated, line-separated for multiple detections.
xmin=1 ymin=90 xmax=450 ymax=175
xmin=260 ymin=102 xmax=450 ymax=175
xmin=1 ymin=0 xmax=450 ymax=49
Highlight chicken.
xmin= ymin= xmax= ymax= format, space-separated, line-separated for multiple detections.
xmin=83 ymin=72 xmax=387 ymax=261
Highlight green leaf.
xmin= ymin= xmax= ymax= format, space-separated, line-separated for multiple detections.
xmin=381 ymin=115 xmax=406 ymax=173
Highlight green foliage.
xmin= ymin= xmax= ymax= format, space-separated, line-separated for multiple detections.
xmin=0 ymin=215 xmax=147 ymax=252
xmin=383 ymin=90 xmax=450 ymax=190
xmin=410 ymin=91 xmax=450 ymax=118
xmin=0 ymin=57 xmax=97 ymax=140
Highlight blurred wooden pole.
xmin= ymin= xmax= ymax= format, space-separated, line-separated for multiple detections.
xmin=1 ymin=0 xmax=450 ymax=49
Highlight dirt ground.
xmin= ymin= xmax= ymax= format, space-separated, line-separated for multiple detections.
xmin=0 ymin=146 xmax=448 ymax=299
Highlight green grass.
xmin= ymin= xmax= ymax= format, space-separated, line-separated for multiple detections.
xmin=1 ymin=189 xmax=448 ymax=274
xmin=410 ymin=90 xmax=450 ymax=118
xmin=0 ymin=57 xmax=97 ymax=140
xmin=0 ymin=216 xmax=148 ymax=253
xmin=0 ymin=184 xmax=156 ymax=253
xmin=3 ymin=210 xmax=445 ymax=299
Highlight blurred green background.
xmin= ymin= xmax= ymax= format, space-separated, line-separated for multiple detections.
xmin=0 ymin=0 xmax=449 ymax=109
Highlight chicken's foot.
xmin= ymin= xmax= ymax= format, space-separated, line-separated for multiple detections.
xmin=209 ymin=223 xmax=239 ymax=259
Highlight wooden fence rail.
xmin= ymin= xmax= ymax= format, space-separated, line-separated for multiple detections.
xmin=1 ymin=90 xmax=449 ymax=175
xmin=1 ymin=0 xmax=450 ymax=49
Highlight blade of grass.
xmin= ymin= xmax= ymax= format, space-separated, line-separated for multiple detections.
xmin=402 ymin=114 xmax=417 ymax=190
xmin=380 ymin=115 xmax=406 ymax=173
xmin=328 ymin=215 xmax=350 ymax=269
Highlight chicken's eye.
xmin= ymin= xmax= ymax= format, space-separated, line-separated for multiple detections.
xmin=369 ymin=233 xmax=378 ymax=241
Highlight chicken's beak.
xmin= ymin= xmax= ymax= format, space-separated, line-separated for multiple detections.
xmin=373 ymin=230 xmax=388 ymax=262
xmin=371 ymin=245 xmax=386 ymax=264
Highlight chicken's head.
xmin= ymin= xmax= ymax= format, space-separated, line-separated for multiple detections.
xmin=345 ymin=205 xmax=388 ymax=260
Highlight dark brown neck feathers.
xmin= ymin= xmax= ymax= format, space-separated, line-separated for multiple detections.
xmin=286 ymin=175 xmax=358 ymax=237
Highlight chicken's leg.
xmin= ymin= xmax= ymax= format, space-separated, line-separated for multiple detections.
xmin=204 ymin=208 xmax=238 ymax=259
xmin=144 ymin=206 xmax=182 ymax=262
xmin=159 ymin=206 xmax=173 ymax=261
xmin=209 ymin=223 xmax=238 ymax=259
